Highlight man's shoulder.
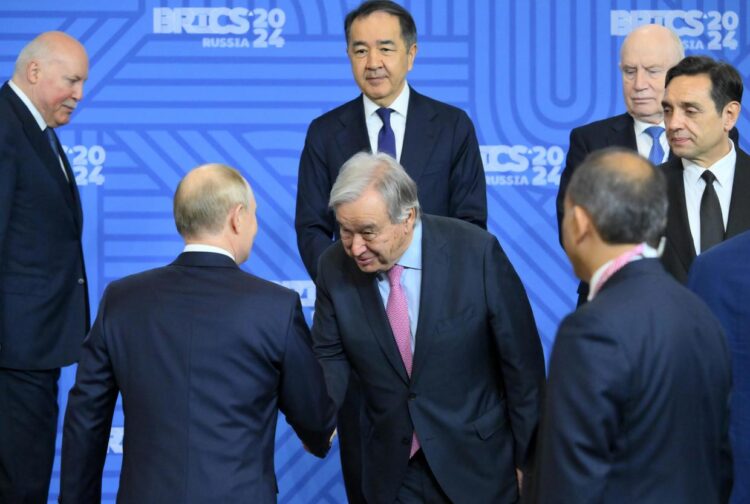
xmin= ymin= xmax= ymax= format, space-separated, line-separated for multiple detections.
xmin=693 ymin=230 xmax=750 ymax=271
xmin=571 ymin=112 xmax=632 ymax=138
xmin=422 ymin=214 xmax=492 ymax=247
xmin=308 ymin=95 xmax=362 ymax=129
xmin=409 ymin=88 xmax=470 ymax=122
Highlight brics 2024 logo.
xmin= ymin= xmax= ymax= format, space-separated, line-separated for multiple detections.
xmin=481 ymin=145 xmax=563 ymax=188
xmin=611 ymin=10 xmax=738 ymax=50
xmin=153 ymin=7 xmax=286 ymax=49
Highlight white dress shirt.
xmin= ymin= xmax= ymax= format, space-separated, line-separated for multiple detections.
xmin=364 ymin=83 xmax=410 ymax=162
xmin=633 ymin=117 xmax=669 ymax=163
xmin=7 ymin=79 xmax=69 ymax=181
xmin=183 ymin=243 xmax=236 ymax=262
xmin=682 ymin=140 xmax=736 ymax=255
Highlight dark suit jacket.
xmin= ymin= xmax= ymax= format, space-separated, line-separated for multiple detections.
xmin=0 ymin=82 xmax=89 ymax=369
xmin=533 ymin=259 xmax=732 ymax=504
xmin=689 ymin=230 xmax=750 ymax=504
xmin=661 ymin=146 xmax=750 ymax=283
xmin=557 ymin=113 xmax=739 ymax=303
xmin=295 ymin=87 xmax=487 ymax=280
xmin=60 ymin=252 xmax=336 ymax=504
xmin=312 ymin=215 xmax=545 ymax=504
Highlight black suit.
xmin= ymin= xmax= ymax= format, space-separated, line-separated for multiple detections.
xmin=0 ymin=82 xmax=89 ymax=501
xmin=661 ymin=146 xmax=750 ymax=283
xmin=296 ymin=87 xmax=487 ymax=280
xmin=61 ymin=252 xmax=335 ymax=503
xmin=533 ymin=259 xmax=732 ymax=503
xmin=296 ymin=86 xmax=487 ymax=502
xmin=313 ymin=215 xmax=545 ymax=504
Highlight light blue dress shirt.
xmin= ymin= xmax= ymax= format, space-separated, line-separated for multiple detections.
xmin=377 ymin=219 xmax=422 ymax=352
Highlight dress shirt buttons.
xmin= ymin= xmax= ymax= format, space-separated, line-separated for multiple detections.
xmin=77 ymin=278 xmax=85 ymax=285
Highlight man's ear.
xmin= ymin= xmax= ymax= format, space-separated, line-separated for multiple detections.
xmin=26 ymin=61 xmax=40 ymax=84
xmin=722 ymin=101 xmax=741 ymax=132
xmin=228 ymin=204 xmax=243 ymax=234
xmin=571 ymin=205 xmax=594 ymax=245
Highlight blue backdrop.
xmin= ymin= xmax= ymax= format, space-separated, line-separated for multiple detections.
xmin=0 ymin=0 xmax=747 ymax=502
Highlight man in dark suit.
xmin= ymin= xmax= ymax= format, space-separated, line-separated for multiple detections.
xmin=60 ymin=164 xmax=336 ymax=503
xmin=0 ymin=31 xmax=90 ymax=502
xmin=296 ymin=2 xmax=487 ymax=500
xmin=556 ymin=24 xmax=683 ymax=305
xmin=312 ymin=152 xmax=545 ymax=503
xmin=296 ymin=0 xmax=486 ymax=281
xmin=534 ymin=149 xmax=732 ymax=503
xmin=660 ymin=55 xmax=750 ymax=283
xmin=689 ymin=231 xmax=750 ymax=504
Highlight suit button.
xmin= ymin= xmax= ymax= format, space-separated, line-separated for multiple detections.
xmin=408 ymin=393 xmax=416 ymax=400
xmin=77 ymin=278 xmax=85 ymax=285
xmin=401 ymin=437 xmax=410 ymax=445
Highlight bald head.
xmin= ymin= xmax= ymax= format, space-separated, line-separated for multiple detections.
xmin=620 ymin=24 xmax=684 ymax=123
xmin=13 ymin=31 xmax=89 ymax=127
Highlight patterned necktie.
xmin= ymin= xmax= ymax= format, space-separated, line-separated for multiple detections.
xmin=645 ymin=126 xmax=665 ymax=165
xmin=376 ymin=107 xmax=397 ymax=158
xmin=700 ymin=170 xmax=724 ymax=253
xmin=385 ymin=265 xmax=419 ymax=457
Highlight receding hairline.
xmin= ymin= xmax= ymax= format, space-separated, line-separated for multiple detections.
xmin=619 ymin=24 xmax=684 ymax=63
xmin=14 ymin=31 xmax=88 ymax=77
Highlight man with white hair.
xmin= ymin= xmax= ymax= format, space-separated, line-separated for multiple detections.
xmin=312 ymin=152 xmax=545 ymax=503
xmin=0 ymin=31 xmax=90 ymax=502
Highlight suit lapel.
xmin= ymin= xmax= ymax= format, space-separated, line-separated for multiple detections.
xmin=335 ymin=96 xmax=371 ymax=156
xmin=608 ymin=113 xmax=637 ymax=150
xmin=400 ymin=88 xmax=438 ymax=183
xmin=410 ymin=216 xmax=448 ymax=384
xmin=351 ymin=263 xmax=411 ymax=384
xmin=2 ymin=84 xmax=78 ymax=216
xmin=664 ymin=157 xmax=696 ymax=271
xmin=726 ymin=147 xmax=750 ymax=238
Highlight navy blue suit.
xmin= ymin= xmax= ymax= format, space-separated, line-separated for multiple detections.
xmin=0 ymin=81 xmax=89 ymax=501
xmin=295 ymin=87 xmax=487 ymax=281
xmin=60 ymin=252 xmax=336 ymax=503
xmin=689 ymin=230 xmax=750 ymax=504
xmin=661 ymin=147 xmax=750 ymax=284
xmin=533 ymin=259 xmax=732 ymax=503
xmin=312 ymin=215 xmax=545 ymax=504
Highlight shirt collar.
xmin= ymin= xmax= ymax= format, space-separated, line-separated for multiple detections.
xmin=183 ymin=243 xmax=236 ymax=262
xmin=8 ymin=79 xmax=47 ymax=131
xmin=379 ymin=217 xmax=422 ymax=281
xmin=363 ymin=82 xmax=410 ymax=119
xmin=681 ymin=139 xmax=736 ymax=189
xmin=632 ymin=117 xmax=666 ymax=136
xmin=587 ymin=241 xmax=661 ymax=301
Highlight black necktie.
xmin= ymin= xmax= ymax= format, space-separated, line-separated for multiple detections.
xmin=700 ymin=170 xmax=724 ymax=253
xmin=375 ymin=107 xmax=397 ymax=158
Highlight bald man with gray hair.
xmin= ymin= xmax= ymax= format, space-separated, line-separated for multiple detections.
xmin=60 ymin=164 xmax=335 ymax=503
xmin=0 ymin=31 xmax=90 ymax=502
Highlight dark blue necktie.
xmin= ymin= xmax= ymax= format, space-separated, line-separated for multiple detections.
xmin=46 ymin=127 xmax=71 ymax=186
xmin=700 ymin=170 xmax=724 ymax=253
xmin=645 ymin=126 xmax=665 ymax=165
xmin=376 ymin=107 xmax=397 ymax=158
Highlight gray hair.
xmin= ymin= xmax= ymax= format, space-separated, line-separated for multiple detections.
xmin=566 ymin=148 xmax=667 ymax=247
xmin=173 ymin=163 xmax=251 ymax=238
xmin=329 ymin=152 xmax=420 ymax=223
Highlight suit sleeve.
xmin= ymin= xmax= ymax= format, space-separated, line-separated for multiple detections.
xmin=448 ymin=111 xmax=487 ymax=229
xmin=485 ymin=237 xmax=545 ymax=471
xmin=556 ymin=127 xmax=589 ymax=244
xmin=0 ymin=125 xmax=18 ymax=269
xmin=278 ymin=295 xmax=337 ymax=458
xmin=533 ymin=312 xmax=629 ymax=503
xmin=60 ymin=288 xmax=119 ymax=504
xmin=310 ymin=260 xmax=351 ymax=410
xmin=295 ymin=122 xmax=336 ymax=281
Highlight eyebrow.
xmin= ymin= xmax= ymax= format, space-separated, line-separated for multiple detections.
xmin=351 ymin=39 xmax=396 ymax=47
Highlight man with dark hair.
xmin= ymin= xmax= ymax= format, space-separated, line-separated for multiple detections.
xmin=533 ymin=148 xmax=732 ymax=503
xmin=313 ymin=152 xmax=544 ymax=504
xmin=689 ymin=230 xmax=750 ymax=504
xmin=60 ymin=164 xmax=335 ymax=503
xmin=296 ymin=2 xmax=487 ymax=500
xmin=661 ymin=55 xmax=750 ymax=283
xmin=0 ymin=31 xmax=90 ymax=502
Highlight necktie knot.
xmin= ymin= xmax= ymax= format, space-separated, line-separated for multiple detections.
xmin=701 ymin=170 xmax=717 ymax=185
xmin=45 ymin=127 xmax=59 ymax=156
xmin=387 ymin=264 xmax=403 ymax=287
xmin=376 ymin=107 xmax=393 ymax=123
xmin=645 ymin=125 xmax=664 ymax=140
